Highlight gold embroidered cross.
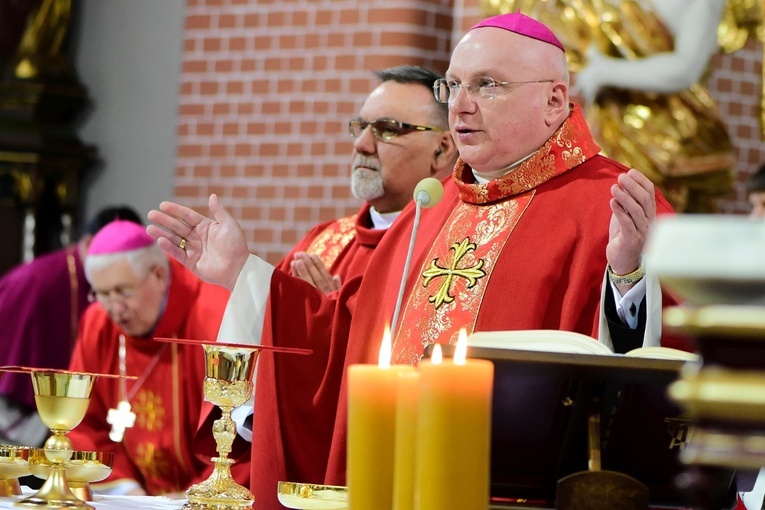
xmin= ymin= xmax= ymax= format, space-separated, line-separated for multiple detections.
xmin=133 ymin=390 xmax=165 ymax=431
xmin=135 ymin=442 xmax=170 ymax=479
xmin=422 ymin=238 xmax=486 ymax=309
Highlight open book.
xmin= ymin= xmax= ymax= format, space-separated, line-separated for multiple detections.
xmin=467 ymin=329 xmax=698 ymax=361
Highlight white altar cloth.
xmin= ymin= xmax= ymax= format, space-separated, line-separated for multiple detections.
xmin=0 ymin=493 xmax=183 ymax=509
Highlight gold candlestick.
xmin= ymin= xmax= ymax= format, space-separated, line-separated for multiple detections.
xmin=17 ymin=370 xmax=95 ymax=509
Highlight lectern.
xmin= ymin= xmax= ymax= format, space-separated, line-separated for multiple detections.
xmin=431 ymin=346 xmax=739 ymax=509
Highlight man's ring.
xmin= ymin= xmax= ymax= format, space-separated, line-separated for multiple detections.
xmin=179 ymin=238 xmax=187 ymax=251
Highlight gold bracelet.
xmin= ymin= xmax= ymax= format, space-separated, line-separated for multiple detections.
xmin=607 ymin=263 xmax=644 ymax=286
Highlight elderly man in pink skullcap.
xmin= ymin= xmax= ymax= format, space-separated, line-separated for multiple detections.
xmin=148 ymin=13 xmax=686 ymax=509
xmin=65 ymin=220 xmax=244 ymax=497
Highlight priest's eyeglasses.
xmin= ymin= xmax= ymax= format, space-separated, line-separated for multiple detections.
xmin=348 ymin=118 xmax=443 ymax=143
xmin=433 ymin=77 xmax=554 ymax=103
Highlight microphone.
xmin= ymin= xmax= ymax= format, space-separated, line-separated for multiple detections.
xmin=413 ymin=177 xmax=444 ymax=208
xmin=389 ymin=177 xmax=445 ymax=338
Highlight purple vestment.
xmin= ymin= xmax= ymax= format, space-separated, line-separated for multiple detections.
xmin=0 ymin=247 xmax=90 ymax=408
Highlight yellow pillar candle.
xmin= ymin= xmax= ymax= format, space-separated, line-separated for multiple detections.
xmin=415 ymin=333 xmax=494 ymax=510
xmin=393 ymin=370 xmax=420 ymax=510
xmin=348 ymin=328 xmax=415 ymax=510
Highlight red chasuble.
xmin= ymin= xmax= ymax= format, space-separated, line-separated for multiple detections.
xmin=193 ymin=204 xmax=385 ymax=488
xmin=277 ymin=203 xmax=387 ymax=281
xmin=248 ymin=105 xmax=679 ymax=509
xmin=68 ymin=258 xmax=229 ymax=495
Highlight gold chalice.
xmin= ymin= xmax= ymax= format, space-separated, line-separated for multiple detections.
xmin=16 ymin=370 xmax=95 ymax=508
xmin=0 ymin=367 xmax=132 ymax=509
xmin=28 ymin=449 xmax=113 ymax=502
xmin=155 ymin=338 xmax=312 ymax=510
xmin=0 ymin=445 xmax=30 ymax=497
xmin=184 ymin=344 xmax=259 ymax=510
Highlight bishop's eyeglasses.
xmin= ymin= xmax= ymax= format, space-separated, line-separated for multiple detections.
xmin=348 ymin=118 xmax=443 ymax=143
xmin=88 ymin=285 xmax=140 ymax=307
xmin=88 ymin=270 xmax=154 ymax=307
xmin=433 ymin=77 xmax=554 ymax=103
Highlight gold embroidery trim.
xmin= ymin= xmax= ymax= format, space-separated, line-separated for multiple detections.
xmin=305 ymin=214 xmax=357 ymax=269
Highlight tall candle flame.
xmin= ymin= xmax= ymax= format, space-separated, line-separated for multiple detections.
xmin=431 ymin=344 xmax=443 ymax=365
xmin=454 ymin=328 xmax=468 ymax=365
xmin=378 ymin=326 xmax=392 ymax=369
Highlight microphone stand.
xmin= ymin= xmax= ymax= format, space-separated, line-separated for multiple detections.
xmin=389 ymin=194 xmax=426 ymax=337
xmin=389 ymin=177 xmax=443 ymax=337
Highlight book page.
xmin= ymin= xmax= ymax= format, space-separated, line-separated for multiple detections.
xmin=624 ymin=346 xmax=699 ymax=361
xmin=467 ymin=330 xmax=614 ymax=356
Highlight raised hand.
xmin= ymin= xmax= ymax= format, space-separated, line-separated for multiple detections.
xmin=289 ymin=252 xmax=342 ymax=294
xmin=146 ymin=194 xmax=250 ymax=291
xmin=606 ymin=169 xmax=656 ymax=290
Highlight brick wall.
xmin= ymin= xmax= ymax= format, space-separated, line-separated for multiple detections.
xmin=177 ymin=0 xmax=454 ymax=264
xmin=175 ymin=0 xmax=764 ymax=263
xmin=708 ymin=39 xmax=765 ymax=214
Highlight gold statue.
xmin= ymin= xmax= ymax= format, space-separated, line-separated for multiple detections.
xmin=10 ymin=0 xmax=74 ymax=80
xmin=483 ymin=0 xmax=764 ymax=212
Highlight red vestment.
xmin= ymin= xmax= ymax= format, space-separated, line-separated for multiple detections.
xmin=277 ymin=203 xmax=386 ymax=279
xmin=247 ymin=105 xmax=684 ymax=509
xmin=68 ymin=258 xmax=229 ymax=495
xmin=193 ymin=204 xmax=385 ymax=490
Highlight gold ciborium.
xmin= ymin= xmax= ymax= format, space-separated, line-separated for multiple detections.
xmin=0 ymin=445 xmax=30 ymax=497
xmin=16 ymin=370 xmax=95 ymax=508
xmin=28 ymin=449 xmax=113 ymax=502
xmin=154 ymin=338 xmax=312 ymax=510
xmin=276 ymin=481 xmax=348 ymax=510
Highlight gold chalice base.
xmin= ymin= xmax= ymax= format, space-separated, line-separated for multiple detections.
xmin=0 ymin=445 xmax=31 ymax=497
xmin=277 ymin=482 xmax=348 ymax=510
xmin=182 ymin=457 xmax=253 ymax=510
xmin=28 ymin=449 xmax=113 ymax=502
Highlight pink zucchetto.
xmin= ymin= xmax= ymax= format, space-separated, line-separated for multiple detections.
xmin=470 ymin=12 xmax=564 ymax=52
xmin=88 ymin=219 xmax=155 ymax=256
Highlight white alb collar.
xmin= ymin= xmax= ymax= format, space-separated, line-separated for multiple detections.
xmin=369 ymin=207 xmax=400 ymax=230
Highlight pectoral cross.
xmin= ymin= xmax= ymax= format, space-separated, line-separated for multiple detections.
xmin=422 ymin=238 xmax=486 ymax=309
xmin=107 ymin=400 xmax=136 ymax=442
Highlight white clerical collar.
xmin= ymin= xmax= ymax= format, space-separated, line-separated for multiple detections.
xmin=472 ymin=151 xmax=535 ymax=183
xmin=369 ymin=207 xmax=400 ymax=230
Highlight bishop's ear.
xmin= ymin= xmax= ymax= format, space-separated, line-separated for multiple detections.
xmin=545 ymin=82 xmax=568 ymax=125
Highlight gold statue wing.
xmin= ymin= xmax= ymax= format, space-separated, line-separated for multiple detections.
xmin=717 ymin=0 xmax=764 ymax=53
